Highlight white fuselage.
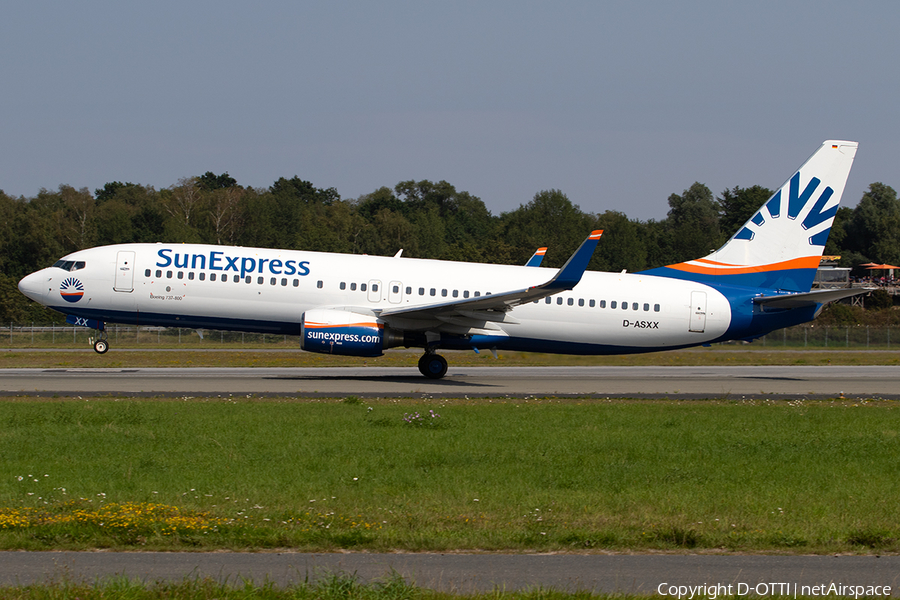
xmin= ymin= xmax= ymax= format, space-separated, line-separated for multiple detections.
xmin=20 ymin=243 xmax=732 ymax=354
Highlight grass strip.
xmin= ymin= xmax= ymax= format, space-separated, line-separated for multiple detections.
xmin=3 ymin=348 xmax=900 ymax=369
xmin=0 ymin=397 xmax=898 ymax=553
xmin=0 ymin=573 xmax=656 ymax=600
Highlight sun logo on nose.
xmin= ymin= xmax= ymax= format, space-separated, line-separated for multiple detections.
xmin=60 ymin=277 xmax=84 ymax=303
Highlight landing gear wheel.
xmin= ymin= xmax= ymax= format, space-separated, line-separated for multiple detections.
xmin=93 ymin=339 xmax=109 ymax=354
xmin=418 ymin=353 xmax=448 ymax=379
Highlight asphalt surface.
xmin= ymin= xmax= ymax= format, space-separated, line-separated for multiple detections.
xmin=2 ymin=365 xmax=899 ymax=398
xmin=2 ymin=552 xmax=900 ymax=594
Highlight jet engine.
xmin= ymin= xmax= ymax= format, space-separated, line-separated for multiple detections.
xmin=300 ymin=309 xmax=404 ymax=356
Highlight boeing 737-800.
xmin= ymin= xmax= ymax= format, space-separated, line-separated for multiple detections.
xmin=18 ymin=140 xmax=863 ymax=378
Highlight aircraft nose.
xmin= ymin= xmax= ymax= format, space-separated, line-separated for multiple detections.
xmin=18 ymin=271 xmax=48 ymax=304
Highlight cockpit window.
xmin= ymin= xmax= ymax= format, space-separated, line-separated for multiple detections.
xmin=52 ymin=260 xmax=86 ymax=272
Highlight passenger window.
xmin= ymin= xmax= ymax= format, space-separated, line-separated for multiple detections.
xmin=156 ymin=270 xmax=162 ymax=278
xmin=430 ymin=288 xmax=436 ymax=296
xmin=317 ymin=281 xmax=324 ymax=289
xmin=258 ymin=277 xmax=264 ymax=284
xmin=622 ymin=301 xmax=628 ymax=310
xmin=610 ymin=301 xmax=616 ymax=309
xmin=632 ymin=302 xmax=638 ymax=310
xmin=145 ymin=269 xmax=151 ymax=277
xmin=654 ymin=304 xmax=661 ymax=312
xmin=234 ymin=275 xmax=240 ymax=283
xmin=590 ymin=299 xmax=595 ymax=307
xmin=167 ymin=271 xmax=173 ymax=278
xmin=567 ymin=298 xmax=574 ymax=306
xmin=361 ymin=283 xmax=367 ymax=292
xmin=578 ymin=299 xmax=584 ymax=307
xmin=269 ymin=278 xmax=276 ymax=285
xmin=419 ymin=287 xmax=425 ymax=295
xmin=293 ymin=279 xmax=299 ymax=287
xmin=372 ymin=283 xmax=379 ymax=292
xmin=210 ymin=273 xmax=217 ymax=281
xmin=545 ymin=297 xmax=551 ymax=304
xmin=474 ymin=291 xmax=481 ymax=297
xmin=452 ymin=290 xmax=458 ymax=298
xmin=188 ymin=272 xmax=194 ymax=280
xmin=340 ymin=282 xmax=346 ymax=290
xmin=177 ymin=272 xmax=184 ymax=280
xmin=350 ymin=283 xmax=357 ymax=291
xmin=245 ymin=276 xmax=251 ymax=283
xmin=441 ymin=289 xmax=448 ymax=297
xmin=464 ymin=290 xmax=469 ymax=298
xmin=643 ymin=303 xmax=650 ymax=311
xmin=281 ymin=278 xmax=287 ymax=286
xmin=557 ymin=297 xmax=563 ymax=305
xmin=199 ymin=273 xmax=206 ymax=281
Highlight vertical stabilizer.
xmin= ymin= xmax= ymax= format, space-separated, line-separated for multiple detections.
xmin=642 ymin=140 xmax=858 ymax=292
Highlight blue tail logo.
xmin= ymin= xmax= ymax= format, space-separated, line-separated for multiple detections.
xmin=733 ymin=172 xmax=837 ymax=247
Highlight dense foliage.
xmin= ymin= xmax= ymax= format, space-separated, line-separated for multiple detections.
xmin=1 ymin=173 xmax=896 ymax=322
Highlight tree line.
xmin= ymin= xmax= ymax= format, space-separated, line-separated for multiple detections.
xmin=1 ymin=172 xmax=898 ymax=323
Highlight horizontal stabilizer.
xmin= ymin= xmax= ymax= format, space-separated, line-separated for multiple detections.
xmin=752 ymin=287 xmax=873 ymax=309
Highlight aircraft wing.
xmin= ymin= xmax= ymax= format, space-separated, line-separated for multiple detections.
xmin=752 ymin=287 xmax=873 ymax=309
xmin=524 ymin=247 xmax=547 ymax=267
xmin=375 ymin=231 xmax=602 ymax=331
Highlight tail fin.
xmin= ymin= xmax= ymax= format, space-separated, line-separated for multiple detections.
xmin=643 ymin=140 xmax=858 ymax=292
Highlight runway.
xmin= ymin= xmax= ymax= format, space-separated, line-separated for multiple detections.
xmin=2 ymin=365 xmax=899 ymax=398
xmin=3 ymin=552 xmax=900 ymax=594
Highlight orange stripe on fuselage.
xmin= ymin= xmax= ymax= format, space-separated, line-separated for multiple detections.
xmin=666 ymin=255 xmax=821 ymax=276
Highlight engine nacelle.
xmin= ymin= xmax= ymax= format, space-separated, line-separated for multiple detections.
xmin=300 ymin=309 xmax=403 ymax=356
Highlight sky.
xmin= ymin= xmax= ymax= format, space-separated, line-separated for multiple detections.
xmin=2 ymin=1 xmax=898 ymax=222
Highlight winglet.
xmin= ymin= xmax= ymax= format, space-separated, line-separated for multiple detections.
xmin=524 ymin=247 xmax=548 ymax=267
xmin=542 ymin=230 xmax=602 ymax=291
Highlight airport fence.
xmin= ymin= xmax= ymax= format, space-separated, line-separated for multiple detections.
xmin=2 ymin=322 xmax=296 ymax=348
xmin=1 ymin=322 xmax=899 ymax=350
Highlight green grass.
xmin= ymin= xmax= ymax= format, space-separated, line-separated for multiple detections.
xmin=2 ymin=347 xmax=900 ymax=369
xmin=0 ymin=575 xmax=887 ymax=600
xmin=0 ymin=397 xmax=899 ymax=553
xmin=0 ymin=573 xmax=607 ymax=600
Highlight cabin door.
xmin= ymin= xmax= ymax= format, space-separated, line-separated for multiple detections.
xmin=114 ymin=251 xmax=135 ymax=292
xmin=689 ymin=291 xmax=707 ymax=332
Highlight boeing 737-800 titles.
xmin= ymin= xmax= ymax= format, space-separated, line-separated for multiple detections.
xmin=18 ymin=141 xmax=864 ymax=378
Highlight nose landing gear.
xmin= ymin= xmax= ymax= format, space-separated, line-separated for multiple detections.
xmin=92 ymin=337 xmax=109 ymax=354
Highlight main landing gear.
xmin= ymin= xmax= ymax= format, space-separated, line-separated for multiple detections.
xmin=418 ymin=352 xmax=448 ymax=379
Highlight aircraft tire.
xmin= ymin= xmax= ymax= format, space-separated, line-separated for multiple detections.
xmin=418 ymin=353 xmax=448 ymax=379
xmin=93 ymin=339 xmax=109 ymax=354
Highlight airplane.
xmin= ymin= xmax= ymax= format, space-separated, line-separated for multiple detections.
xmin=18 ymin=140 xmax=865 ymax=379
